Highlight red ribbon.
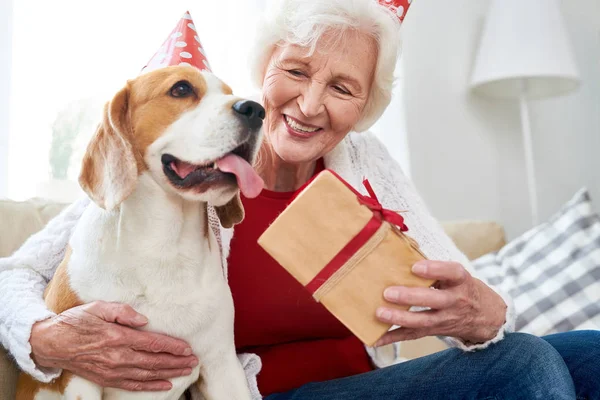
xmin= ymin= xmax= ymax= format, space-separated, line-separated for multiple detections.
xmin=305 ymin=174 xmax=408 ymax=296
xmin=358 ymin=179 xmax=408 ymax=232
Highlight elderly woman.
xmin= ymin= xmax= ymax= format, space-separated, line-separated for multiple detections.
xmin=1 ymin=0 xmax=599 ymax=399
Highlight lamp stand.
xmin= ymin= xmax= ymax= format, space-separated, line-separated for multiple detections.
xmin=518 ymin=84 xmax=539 ymax=226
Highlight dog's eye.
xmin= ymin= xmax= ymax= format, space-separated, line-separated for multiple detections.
xmin=170 ymin=81 xmax=194 ymax=98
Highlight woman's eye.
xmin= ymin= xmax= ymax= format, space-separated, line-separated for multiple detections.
xmin=333 ymin=85 xmax=351 ymax=95
xmin=287 ymin=69 xmax=304 ymax=77
xmin=170 ymin=81 xmax=194 ymax=98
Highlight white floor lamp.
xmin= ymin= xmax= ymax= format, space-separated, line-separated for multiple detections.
xmin=470 ymin=0 xmax=580 ymax=226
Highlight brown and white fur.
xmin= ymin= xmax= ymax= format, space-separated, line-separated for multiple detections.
xmin=16 ymin=65 xmax=263 ymax=400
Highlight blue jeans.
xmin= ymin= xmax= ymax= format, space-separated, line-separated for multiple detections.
xmin=264 ymin=331 xmax=600 ymax=400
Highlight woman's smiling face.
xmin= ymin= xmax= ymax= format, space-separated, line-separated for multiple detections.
xmin=261 ymin=31 xmax=377 ymax=164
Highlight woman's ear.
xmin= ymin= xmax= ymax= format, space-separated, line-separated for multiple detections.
xmin=215 ymin=193 xmax=245 ymax=229
xmin=79 ymin=85 xmax=138 ymax=211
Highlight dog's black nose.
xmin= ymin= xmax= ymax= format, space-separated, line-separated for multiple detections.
xmin=232 ymin=100 xmax=265 ymax=130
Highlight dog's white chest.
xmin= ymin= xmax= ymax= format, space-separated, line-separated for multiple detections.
xmin=68 ymin=188 xmax=231 ymax=342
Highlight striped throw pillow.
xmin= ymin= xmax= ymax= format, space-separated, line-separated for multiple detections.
xmin=473 ymin=188 xmax=600 ymax=335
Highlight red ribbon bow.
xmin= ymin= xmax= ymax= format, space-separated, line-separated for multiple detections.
xmin=358 ymin=179 xmax=408 ymax=232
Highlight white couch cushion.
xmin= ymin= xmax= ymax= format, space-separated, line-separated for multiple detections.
xmin=0 ymin=198 xmax=68 ymax=258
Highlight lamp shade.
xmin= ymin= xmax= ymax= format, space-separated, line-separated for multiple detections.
xmin=470 ymin=0 xmax=580 ymax=99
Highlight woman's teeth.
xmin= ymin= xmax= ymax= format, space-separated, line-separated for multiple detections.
xmin=285 ymin=115 xmax=319 ymax=133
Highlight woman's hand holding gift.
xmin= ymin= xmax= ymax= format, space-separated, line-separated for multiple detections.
xmin=374 ymin=260 xmax=507 ymax=346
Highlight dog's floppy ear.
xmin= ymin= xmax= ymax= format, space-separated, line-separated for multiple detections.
xmin=215 ymin=193 xmax=245 ymax=229
xmin=79 ymin=85 xmax=137 ymax=211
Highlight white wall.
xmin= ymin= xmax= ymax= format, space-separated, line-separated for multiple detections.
xmin=371 ymin=63 xmax=412 ymax=176
xmin=0 ymin=0 xmax=12 ymax=198
xmin=401 ymin=0 xmax=600 ymax=240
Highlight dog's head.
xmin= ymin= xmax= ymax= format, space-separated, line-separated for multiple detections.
xmin=79 ymin=65 xmax=264 ymax=228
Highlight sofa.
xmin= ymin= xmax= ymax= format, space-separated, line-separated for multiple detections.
xmin=0 ymin=197 xmax=508 ymax=399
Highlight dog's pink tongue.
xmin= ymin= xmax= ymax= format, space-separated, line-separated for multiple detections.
xmin=216 ymin=154 xmax=264 ymax=198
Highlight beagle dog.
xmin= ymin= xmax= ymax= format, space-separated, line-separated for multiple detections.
xmin=16 ymin=65 xmax=264 ymax=400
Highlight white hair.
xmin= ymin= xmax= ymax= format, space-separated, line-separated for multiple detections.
xmin=249 ymin=0 xmax=402 ymax=132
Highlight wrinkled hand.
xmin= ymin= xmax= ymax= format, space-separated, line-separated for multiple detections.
xmin=374 ymin=260 xmax=507 ymax=347
xmin=30 ymin=301 xmax=198 ymax=391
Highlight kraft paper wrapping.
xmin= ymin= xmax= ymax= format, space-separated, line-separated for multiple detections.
xmin=258 ymin=171 xmax=435 ymax=346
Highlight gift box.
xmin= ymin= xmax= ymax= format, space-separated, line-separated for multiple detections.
xmin=257 ymin=170 xmax=436 ymax=346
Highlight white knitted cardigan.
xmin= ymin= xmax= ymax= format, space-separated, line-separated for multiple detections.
xmin=0 ymin=131 xmax=515 ymax=399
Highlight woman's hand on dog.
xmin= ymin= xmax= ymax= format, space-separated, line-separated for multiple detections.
xmin=374 ymin=260 xmax=507 ymax=347
xmin=30 ymin=300 xmax=199 ymax=391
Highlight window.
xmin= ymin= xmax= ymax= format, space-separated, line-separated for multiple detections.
xmin=0 ymin=0 xmax=12 ymax=199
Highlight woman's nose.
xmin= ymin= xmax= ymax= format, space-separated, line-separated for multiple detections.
xmin=298 ymin=84 xmax=325 ymax=118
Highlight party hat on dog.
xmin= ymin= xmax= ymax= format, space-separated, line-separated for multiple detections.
xmin=142 ymin=11 xmax=211 ymax=73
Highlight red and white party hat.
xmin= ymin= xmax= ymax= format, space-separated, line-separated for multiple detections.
xmin=142 ymin=11 xmax=211 ymax=73
xmin=378 ymin=0 xmax=412 ymax=23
